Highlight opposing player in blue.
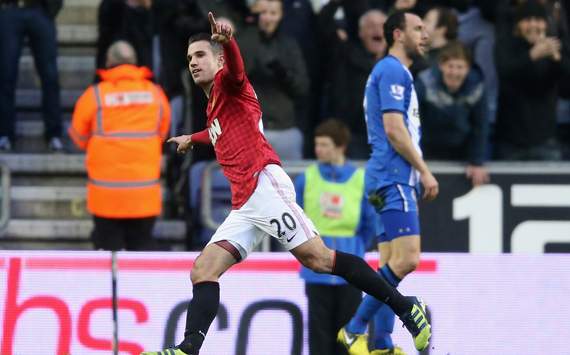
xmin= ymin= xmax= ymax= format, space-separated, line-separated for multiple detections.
xmin=338 ymin=11 xmax=438 ymax=355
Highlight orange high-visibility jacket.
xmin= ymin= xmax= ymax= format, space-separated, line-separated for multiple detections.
xmin=69 ymin=64 xmax=171 ymax=218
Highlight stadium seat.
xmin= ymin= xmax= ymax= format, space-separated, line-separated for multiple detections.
xmin=189 ymin=161 xmax=232 ymax=247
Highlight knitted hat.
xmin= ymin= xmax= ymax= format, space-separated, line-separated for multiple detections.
xmin=515 ymin=1 xmax=548 ymax=23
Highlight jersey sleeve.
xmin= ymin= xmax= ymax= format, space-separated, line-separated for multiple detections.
xmin=378 ymin=62 xmax=408 ymax=114
xmin=220 ymin=38 xmax=246 ymax=92
xmin=191 ymin=129 xmax=210 ymax=145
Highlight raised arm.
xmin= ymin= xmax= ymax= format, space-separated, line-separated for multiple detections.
xmin=208 ymin=12 xmax=245 ymax=89
xmin=221 ymin=39 xmax=246 ymax=88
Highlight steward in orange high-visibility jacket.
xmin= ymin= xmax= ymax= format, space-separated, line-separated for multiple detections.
xmin=70 ymin=63 xmax=171 ymax=217
xmin=69 ymin=41 xmax=170 ymax=250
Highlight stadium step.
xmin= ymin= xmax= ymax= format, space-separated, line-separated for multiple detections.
xmin=11 ymin=117 xmax=80 ymax=154
xmin=0 ymin=219 xmax=186 ymax=250
xmin=3 ymin=219 xmax=185 ymax=241
xmin=56 ymin=0 xmax=98 ymax=28
xmin=10 ymin=186 xmax=89 ymax=219
xmin=10 ymin=186 xmax=178 ymax=219
xmin=1 ymin=153 xmax=86 ymax=174
xmin=16 ymin=88 xmax=82 ymax=111
xmin=18 ymin=55 xmax=95 ymax=90
xmin=1 ymin=153 xmax=167 ymax=175
xmin=57 ymin=24 xmax=97 ymax=46
xmin=15 ymin=114 xmax=72 ymax=137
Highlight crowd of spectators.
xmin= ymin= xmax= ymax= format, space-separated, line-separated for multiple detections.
xmin=88 ymin=0 xmax=570 ymax=165
xmin=4 ymin=0 xmax=570 ymax=163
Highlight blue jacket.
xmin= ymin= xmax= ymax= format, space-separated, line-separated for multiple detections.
xmin=415 ymin=65 xmax=489 ymax=165
xmin=294 ymin=162 xmax=377 ymax=285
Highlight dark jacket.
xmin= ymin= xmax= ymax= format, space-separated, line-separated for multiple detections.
xmin=240 ymin=27 xmax=309 ymax=130
xmin=327 ymin=41 xmax=377 ymax=137
xmin=318 ymin=1 xmax=378 ymax=139
xmin=43 ymin=0 xmax=63 ymax=18
xmin=155 ymin=0 xmax=208 ymax=98
xmin=416 ymin=65 xmax=488 ymax=165
xmin=495 ymin=35 xmax=570 ymax=147
xmin=96 ymin=0 xmax=154 ymax=71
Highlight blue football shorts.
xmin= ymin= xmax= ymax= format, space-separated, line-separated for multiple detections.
xmin=369 ymin=184 xmax=420 ymax=243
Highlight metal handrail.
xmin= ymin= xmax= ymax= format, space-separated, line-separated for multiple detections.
xmin=0 ymin=163 xmax=11 ymax=236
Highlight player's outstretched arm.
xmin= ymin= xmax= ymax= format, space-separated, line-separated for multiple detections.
xmin=208 ymin=12 xmax=245 ymax=87
xmin=168 ymin=130 xmax=210 ymax=154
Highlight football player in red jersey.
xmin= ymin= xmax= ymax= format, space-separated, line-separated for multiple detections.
xmin=142 ymin=11 xmax=430 ymax=355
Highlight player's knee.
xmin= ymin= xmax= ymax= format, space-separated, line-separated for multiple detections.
xmin=190 ymin=263 xmax=204 ymax=284
xmin=190 ymin=257 xmax=217 ymax=284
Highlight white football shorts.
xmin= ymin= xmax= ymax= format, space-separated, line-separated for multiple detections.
xmin=208 ymin=164 xmax=318 ymax=260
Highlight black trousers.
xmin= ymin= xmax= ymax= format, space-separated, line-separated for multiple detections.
xmin=0 ymin=6 xmax=62 ymax=140
xmin=92 ymin=216 xmax=158 ymax=251
xmin=305 ymin=283 xmax=362 ymax=355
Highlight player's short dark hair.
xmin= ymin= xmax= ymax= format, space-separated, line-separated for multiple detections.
xmin=315 ymin=119 xmax=351 ymax=148
xmin=438 ymin=41 xmax=472 ymax=65
xmin=384 ymin=11 xmax=408 ymax=49
xmin=188 ymin=33 xmax=222 ymax=55
xmin=434 ymin=6 xmax=458 ymax=41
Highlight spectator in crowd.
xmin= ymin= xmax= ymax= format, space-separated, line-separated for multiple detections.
xmin=69 ymin=41 xmax=171 ymax=250
xmin=280 ymin=0 xmax=319 ymax=158
xmin=319 ymin=3 xmax=387 ymax=158
xmin=387 ymin=0 xmax=418 ymax=14
xmin=495 ymin=0 xmax=570 ymax=160
xmin=416 ymin=41 xmax=490 ymax=186
xmin=280 ymin=0 xmax=317 ymax=77
xmin=240 ymin=0 xmax=309 ymax=159
xmin=96 ymin=0 xmax=155 ymax=71
xmin=0 ymin=0 xmax=64 ymax=152
xmin=457 ymin=0 xmax=499 ymax=123
xmin=370 ymin=0 xmax=445 ymax=16
xmin=155 ymin=0 xmax=209 ymax=135
xmin=294 ymin=119 xmax=375 ymax=355
xmin=410 ymin=6 xmax=458 ymax=76
xmin=197 ymin=0 xmax=250 ymax=32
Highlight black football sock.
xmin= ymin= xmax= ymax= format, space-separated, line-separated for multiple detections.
xmin=179 ymin=281 xmax=220 ymax=353
xmin=331 ymin=251 xmax=411 ymax=316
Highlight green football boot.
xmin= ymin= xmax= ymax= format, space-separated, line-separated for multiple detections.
xmin=337 ymin=327 xmax=370 ymax=355
xmin=399 ymin=297 xmax=431 ymax=351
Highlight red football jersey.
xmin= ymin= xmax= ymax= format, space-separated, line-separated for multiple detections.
xmin=192 ymin=39 xmax=281 ymax=209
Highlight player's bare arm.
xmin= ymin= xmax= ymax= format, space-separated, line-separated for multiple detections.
xmin=383 ymin=112 xmax=439 ymax=201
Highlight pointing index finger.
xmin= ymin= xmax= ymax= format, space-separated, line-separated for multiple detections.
xmin=208 ymin=12 xmax=217 ymax=32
